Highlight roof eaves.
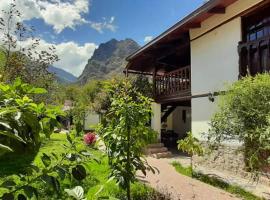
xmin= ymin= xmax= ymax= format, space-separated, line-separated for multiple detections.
xmin=126 ymin=0 xmax=221 ymax=61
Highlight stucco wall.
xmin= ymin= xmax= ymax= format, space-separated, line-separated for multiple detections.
xmin=84 ymin=112 xmax=100 ymax=130
xmin=172 ymin=107 xmax=191 ymax=137
xmin=151 ymin=103 xmax=161 ymax=140
xmin=189 ymin=0 xmax=263 ymax=139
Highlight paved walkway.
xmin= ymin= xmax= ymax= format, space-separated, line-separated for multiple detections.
xmin=168 ymin=155 xmax=270 ymax=199
xmin=137 ymin=157 xmax=240 ymax=200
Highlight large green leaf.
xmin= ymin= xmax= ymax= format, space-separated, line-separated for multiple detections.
xmin=72 ymin=165 xmax=87 ymax=181
xmin=0 ymin=131 xmax=25 ymax=143
xmin=41 ymin=153 xmax=51 ymax=167
xmin=64 ymin=186 xmax=85 ymax=200
xmin=1 ymin=193 xmax=14 ymax=200
xmin=22 ymin=186 xmax=38 ymax=199
xmin=0 ymin=143 xmax=13 ymax=152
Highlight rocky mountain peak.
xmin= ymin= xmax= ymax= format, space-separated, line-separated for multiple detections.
xmin=78 ymin=38 xmax=140 ymax=84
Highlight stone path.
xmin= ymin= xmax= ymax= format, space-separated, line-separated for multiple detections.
xmin=137 ymin=156 xmax=240 ymax=200
xmin=169 ymin=155 xmax=270 ymax=199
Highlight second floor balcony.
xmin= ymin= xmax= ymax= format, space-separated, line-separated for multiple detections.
xmin=154 ymin=66 xmax=191 ymax=103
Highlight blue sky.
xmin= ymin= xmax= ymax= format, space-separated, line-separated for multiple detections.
xmin=1 ymin=0 xmax=205 ymax=76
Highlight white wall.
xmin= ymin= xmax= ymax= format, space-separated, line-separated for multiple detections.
xmin=172 ymin=107 xmax=191 ymax=137
xmin=188 ymin=0 xmax=264 ymax=139
xmin=84 ymin=111 xmax=100 ymax=130
xmin=151 ymin=103 xmax=161 ymax=141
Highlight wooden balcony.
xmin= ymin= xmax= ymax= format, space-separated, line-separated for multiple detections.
xmin=154 ymin=66 xmax=191 ymax=102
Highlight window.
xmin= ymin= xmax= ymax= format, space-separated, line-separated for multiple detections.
xmin=239 ymin=6 xmax=270 ymax=77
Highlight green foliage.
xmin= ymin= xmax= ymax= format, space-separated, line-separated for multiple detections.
xmin=92 ymin=76 xmax=153 ymax=114
xmin=177 ymin=132 xmax=204 ymax=173
xmin=65 ymin=186 xmax=86 ymax=200
xmin=0 ymin=78 xmax=64 ymax=153
xmin=172 ymin=162 xmax=262 ymax=200
xmin=177 ymin=132 xmax=204 ymax=157
xmin=0 ymin=3 xmax=58 ymax=89
xmin=96 ymin=79 xmax=157 ymax=200
xmin=209 ymin=74 xmax=270 ymax=172
xmin=0 ymin=134 xmax=92 ymax=200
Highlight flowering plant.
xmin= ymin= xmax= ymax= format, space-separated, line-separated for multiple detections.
xmin=83 ymin=132 xmax=96 ymax=145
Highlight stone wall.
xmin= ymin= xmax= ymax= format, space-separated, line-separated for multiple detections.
xmin=194 ymin=144 xmax=246 ymax=175
xmin=193 ymin=144 xmax=270 ymax=186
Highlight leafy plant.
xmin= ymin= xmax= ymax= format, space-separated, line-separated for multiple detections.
xmin=0 ymin=78 xmax=64 ymax=153
xmin=65 ymin=186 xmax=86 ymax=200
xmin=208 ymin=74 xmax=270 ymax=174
xmin=0 ymin=134 xmax=92 ymax=200
xmin=96 ymin=80 xmax=157 ymax=200
xmin=177 ymin=132 xmax=204 ymax=174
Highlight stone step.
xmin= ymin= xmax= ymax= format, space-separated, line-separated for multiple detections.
xmin=147 ymin=143 xmax=164 ymax=148
xmin=148 ymin=147 xmax=168 ymax=154
xmin=152 ymin=151 xmax=172 ymax=159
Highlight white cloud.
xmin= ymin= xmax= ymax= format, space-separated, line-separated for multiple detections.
xmin=54 ymin=41 xmax=97 ymax=76
xmin=89 ymin=16 xmax=117 ymax=33
xmin=0 ymin=0 xmax=117 ymax=34
xmin=38 ymin=0 xmax=89 ymax=34
xmin=22 ymin=39 xmax=97 ymax=76
xmin=144 ymin=36 xmax=154 ymax=43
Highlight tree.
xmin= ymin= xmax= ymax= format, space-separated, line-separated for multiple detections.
xmin=0 ymin=1 xmax=59 ymax=90
xmin=96 ymin=79 xmax=157 ymax=200
xmin=177 ymin=132 xmax=204 ymax=175
xmin=208 ymin=74 xmax=270 ymax=174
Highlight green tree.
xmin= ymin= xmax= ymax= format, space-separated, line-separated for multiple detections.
xmin=96 ymin=79 xmax=156 ymax=200
xmin=0 ymin=1 xmax=58 ymax=90
xmin=177 ymin=132 xmax=204 ymax=175
xmin=208 ymin=74 xmax=270 ymax=174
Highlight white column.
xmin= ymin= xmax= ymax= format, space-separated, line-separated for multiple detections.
xmin=151 ymin=103 xmax=161 ymax=141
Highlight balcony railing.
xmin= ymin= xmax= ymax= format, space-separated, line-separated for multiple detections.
xmin=154 ymin=66 xmax=191 ymax=102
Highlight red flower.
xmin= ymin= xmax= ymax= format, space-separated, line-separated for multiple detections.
xmin=83 ymin=132 xmax=96 ymax=145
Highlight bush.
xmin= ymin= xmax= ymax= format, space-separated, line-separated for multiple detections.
xmin=0 ymin=78 xmax=64 ymax=154
xmin=208 ymin=74 xmax=270 ymax=173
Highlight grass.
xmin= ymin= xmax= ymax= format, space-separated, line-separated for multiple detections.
xmin=0 ymin=134 xmax=160 ymax=200
xmin=172 ymin=161 xmax=263 ymax=200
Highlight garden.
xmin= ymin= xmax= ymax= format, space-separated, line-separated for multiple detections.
xmin=0 ymin=2 xmax=270 ymax=200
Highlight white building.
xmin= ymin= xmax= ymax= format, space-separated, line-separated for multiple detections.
xmin=126 ymin=0 xmax=269 ymax=145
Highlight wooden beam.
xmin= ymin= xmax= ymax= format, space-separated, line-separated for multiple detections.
xmin=185 ymin=22 xmax=201 ymax=29
xmin=208 ymin=6 xmax=226 ymax=14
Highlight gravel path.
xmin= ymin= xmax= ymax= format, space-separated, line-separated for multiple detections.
xmin=137 ymin=157 xmax=240 ymax=200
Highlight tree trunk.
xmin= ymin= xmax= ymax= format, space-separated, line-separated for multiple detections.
xmin=191 ymin=155 xmax=193 ymax=178
xmin=126 ymin=126 xmax=131 ymax=200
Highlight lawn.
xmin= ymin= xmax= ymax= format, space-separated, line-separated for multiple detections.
xmin=0 ymin=133 xmax=159 ymax=200
xmin=171 ymin=162 xmax=263 ymax=200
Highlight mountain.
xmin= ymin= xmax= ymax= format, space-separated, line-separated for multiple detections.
xmin=48 ymin=66 xmax=78 ymax=83
xmin=78 ymin=38 xmax=140 ymax=84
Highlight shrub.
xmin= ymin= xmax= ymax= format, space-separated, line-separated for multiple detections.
xmin=208 ymin=74 xmax=270 ymax=173
xmin=177 ymin=132 xmax=204 ymax=174
xmin=0 ymin=78 xmax=64 ymax=154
